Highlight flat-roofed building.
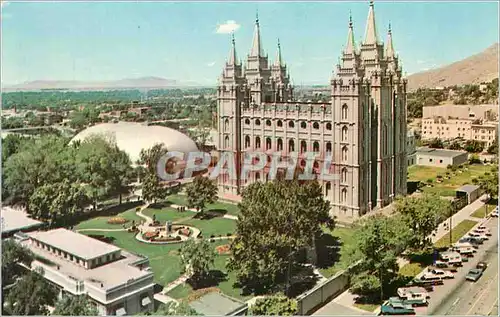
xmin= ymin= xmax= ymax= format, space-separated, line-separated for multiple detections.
xmin=416 ymin=147 xmax=468 ymax=167
xmin=1 ymin=206 xmax=44 ymax=238
xmin=19 ymin=228 xmax=155 ymax=316
xmin=421 ymin=105 xmax=498 ymax=147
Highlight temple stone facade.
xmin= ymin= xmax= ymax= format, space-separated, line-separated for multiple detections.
xmin=216 ymin=1 xmax=408 ymax=220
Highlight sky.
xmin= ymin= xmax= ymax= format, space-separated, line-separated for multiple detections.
xmin=1 ymin=1 xmax=499 ymax=86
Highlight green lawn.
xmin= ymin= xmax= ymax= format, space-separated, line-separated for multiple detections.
xmin=181 ymin=217 xmax=237 ymax=237
xmin=471 ymin=199 xmax=497 ymax=218
xmin=167 ymin=252 xmax=252 ymax=301
xmin=142 ymin=207 xmax=191 ymax=224
xmin=75 ymin=207 xmax=143 ymax=230
xmin=167 ymin=194 xmax=241 ymax=217
xmin=399 ymin=262 xmax=426 ymax=278
xmin=81 ymin=231 xmax=183 ymax=285
xmin=317 ymin=226 xmax=356 ymax=278
xmin=434 ymin=219 xmax=478 ymax=248
xmin=408 ymin=164 xmax=491 ymax=197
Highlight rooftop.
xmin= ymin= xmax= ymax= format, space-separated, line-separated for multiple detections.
xmin=21 ymin=238 xmax=151 ymax=290
xmin=189 ymin=292 xmax=244 ymax=316
xmin=1 ymin=206 xmax=44 ymax=234
xmin=457 ymin=184 xmax=480 ymax=193
xmin=27 ymin=228 xmax=120 ymax=260
xmin=416 ymin=147 xmax=467 ymax=158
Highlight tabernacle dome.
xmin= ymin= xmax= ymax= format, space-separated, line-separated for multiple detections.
xmin=70 ymin=122 xmax=199 ymax=164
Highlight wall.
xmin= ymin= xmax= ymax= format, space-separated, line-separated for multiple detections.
xmin=451 ymin=153 xmax=468 ymax=166
xmin=295 ymin=261 xmax=360 ymax=315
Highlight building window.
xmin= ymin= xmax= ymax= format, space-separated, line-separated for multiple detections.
xmin=245 ymin=135 xmax=250 ymax=148
xmin=439 ymin=159 xmax=443 ymax=163
xmin=301 ymin=122 xmax=307 ymax=129
xmin=341 ymin=188 xmax=347 ymax=202
xmin=313 ymin=122 xmax=320 ymax=129
xmin=266 ymin=138 xmax=272 ymax=150
xmin=342 ymin=146 xmax=348 ymax=161
xmin=300 ymin=140 xmax=307 ymax=153
xmin=255 ymin=137 xmax=261 ymax=149
xmin=224 ymin=119 xmax=229 ymax=131
xmin=326 ymin=142 xmax=332 ymax=153
xmin=429 ymin=158 xmax=433 ymax=162
xmin=288 ymin=121 xmax=295 ymax=128
xmin=289 ymin=139 xmax=295 ymax=152
xmin=325 ymin=182 xmax=331 ymax=196
xmin=224 ymin=136 xmax=230 ymax=148
xmin=256 ymin=172 xmax=260 ymax=181
xmin=244 ymin=118 xmax=250 ymax=125
xmin=277 ymin=120 xmax=283 ymax=127
xmin=266 ymin=120 xmax=272 ymax=127
xmin=341 ymin=168 xmax=347 ymax=183
xmin=342 ymin=104 xmax=348 ymax=120
xmin=313 ymin=141 xmax=320 ymax=153
xmin=277 ymin=138 xmax=283 ymax=151
xmin=326 ymin=122 xmax=332 ymax=130
xmin=255 ymin=119 xmax=261 ymax=126
xmin=342 ymin=126 xmax=348 ymax=141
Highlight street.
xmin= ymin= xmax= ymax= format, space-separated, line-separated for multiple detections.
xmin=423 ymin=217 xmax=499 ymax=316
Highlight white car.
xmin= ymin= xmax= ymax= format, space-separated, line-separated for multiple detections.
xmin=473 ymin=227 xmax=492 ymax=236
xmin=490 ymin=207 xmax=499 ymax=217
xmin=422 ymin=269 xmax=454 ymax=280
xmin=468 ymin=231 xmax=488 ymax=240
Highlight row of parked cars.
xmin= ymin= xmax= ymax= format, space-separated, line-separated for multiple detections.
xmin=380 ymin=223 xmax=492 ymax=315
xmin=490 ymin=206 xmax=499 ymax=218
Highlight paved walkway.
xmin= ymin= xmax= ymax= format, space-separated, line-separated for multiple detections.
xmin=169 ymin=204 xmax=239 ymax=221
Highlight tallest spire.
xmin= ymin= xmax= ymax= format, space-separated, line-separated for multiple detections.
xmin=344 ymin=11 xmax=356 ymax=54
xmin=250 ymin=11 xmax=264 ymax=57
xmin=363 ymin=0 xmax=378 ymax=45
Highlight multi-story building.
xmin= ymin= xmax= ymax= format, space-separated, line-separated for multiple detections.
xmin=17 ymin=228 xmax=155 ymax=316
xmin=216 ymin=1 xmax=408 ymax=219
xmin=421 ymin=105 xmax=498 ymax=147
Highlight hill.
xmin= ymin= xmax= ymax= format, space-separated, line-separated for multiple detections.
xmin=3 ymin=77 xmax=204 ymax=91
xmin=407 ymin=43 xmax=499 ymax=91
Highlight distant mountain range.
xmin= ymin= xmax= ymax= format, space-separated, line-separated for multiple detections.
xmin=407 ymin=43 xmax=499 ymax=91
xmin=2 ymin=76 xmax=207 ymax=91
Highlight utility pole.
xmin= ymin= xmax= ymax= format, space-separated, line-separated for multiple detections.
xmin=449 ymin=206 xmax=453 ymax=247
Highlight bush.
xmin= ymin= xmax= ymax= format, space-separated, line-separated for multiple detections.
xmin=210 ymin=235 xmax=215 ymax=238
xmin=107 ymin=217 xmax=128 ymax=225
xmin=427 ymin=178 xmax=433 ymax=184
xmin=227 ymin=233 xmax=232 ymax=237
xmin=136 ymin=207 xmax=141 ymax=212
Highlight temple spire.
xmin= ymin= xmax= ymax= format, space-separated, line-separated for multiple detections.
xmin=274 ymin=38 xmax=283 ymax=67
xmin=344 ymin=11 xmax=356 ymax=54
xmin=228 ymin=33 xmax=238 ymax=65
xmin=386 ymin=23 xmax=395 ymax=59
xmin=250 ymin=11 xmax=264 ymax=57
xmin=364 ymin=0 xmax=378 ymax=45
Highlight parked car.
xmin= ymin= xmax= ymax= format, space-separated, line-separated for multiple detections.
xmin=465 ymin=268 xmax=484 ymax=282
xmin=397 ymin=287 xmax=429 ymax=306
xmin=476 ymin=261 xmax=488 ymax=270
xmin=459 ymin=236 xmax=483 ymax=246
xmin=422 ymin=269 xmax=454 ymax=280
xmin=380 ymin=298 xmax=416 ymax=315
xmin=467 ymin=231 xmax=488 ymax=241
xmin=490 ymin=207 xmax=499 ymax=217
xmin=474 ymin=225 xmax=492 ymax=236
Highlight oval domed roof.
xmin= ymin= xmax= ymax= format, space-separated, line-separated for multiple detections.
xmin=70 ymin=122 xmax=199 ymax=163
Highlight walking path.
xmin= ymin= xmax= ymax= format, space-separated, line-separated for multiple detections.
xmin=169 ymin=204 xmax=238 ymax=221
xmin=335 ymin=195 xmax=489 ymax=314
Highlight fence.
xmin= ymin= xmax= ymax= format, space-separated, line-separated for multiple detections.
xmin=296 ymin=261 xmax=361 ymax=315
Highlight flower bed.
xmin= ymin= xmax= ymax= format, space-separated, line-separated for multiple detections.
xmin=107 ymin=217 xmax=129 ymax=225
xmin=216 ymin=244 xmax=231 ymax=255
xmin=143 ymin=231 xmax=159 ymax=240
xmin=152 ymin=236 xmax=182 ymax=242
xmin=178 ymin=228 xmax=191 ymax=237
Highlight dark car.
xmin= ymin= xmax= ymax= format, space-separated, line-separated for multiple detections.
xmin=476 ymin=261 xmax=488 ymax=270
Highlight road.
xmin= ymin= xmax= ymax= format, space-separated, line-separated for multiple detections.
xmin=422 ymin=217 xmax=499 ymax=316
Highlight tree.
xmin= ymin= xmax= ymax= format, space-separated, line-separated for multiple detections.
xmin=249 ymin=294 xmax=298 ymax=316
xmin=480 ymin=165 xmax=499 ymax=199
xmin=469 ymin=154 xmax=482 ymax=164
xmin=53 ymin=295 xmax=98 ymax=316
xmin=347 ymin=215 xmax=411 ymax=300
xmin=1 ymin=134 xmax=33 ymax=167
xmin=139 ymin=144 xmax=169 ymax=203
xmin=428 ymin=138 xmax=444 ymax=149
xmin=487 ymin=139 xmax=498 ymax=154
xmin=152 ymin=301 xmax=200 ymax=316
xmin=4 ymin=268 xmax=57 ymax=316
xmin=185 ymin=176 xmax=218 ymax=217
xmin=228 ymin=180 xmax=332 ymax=293
xmin=2 ymin=240 xmax=34 ymax=286
xmin=448 ymin=141 xmax=463 ymax=150
xmin=179 ymin=239 xmax=216 ymax=288
xmin=464 ymin=140 xmax=485 ymax=153
xmin=394 ymin=194 xmax=451 ymax=249
xmin=28 ymin=180 xmax=90 ymax=225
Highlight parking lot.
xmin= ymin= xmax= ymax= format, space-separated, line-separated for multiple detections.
xmin=415 ymin=216 xmax=499 ymax=315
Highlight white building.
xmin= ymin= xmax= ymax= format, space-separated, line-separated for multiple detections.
xmin=18 ymin=228 xmax=155 ymax=316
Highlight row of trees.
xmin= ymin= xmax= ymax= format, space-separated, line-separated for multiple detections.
xmin=427 ymin=137 xmax=496 ymax=154
xmin=2 ymin=134 xmax=134 ymax=225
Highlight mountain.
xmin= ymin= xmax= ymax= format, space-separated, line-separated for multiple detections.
xmin=3 ymin=77 xmax=203 ymax=91
xmin=407 ymin=43 xmax=499 ymax=91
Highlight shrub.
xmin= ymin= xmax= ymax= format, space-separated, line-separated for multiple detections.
xmin=210 ymin=235 xmax=215 ymax=238
xmin=427 ymin=178 xmax=433 ymax=184
xmin=143 ymin=232 xmax=158 ymax=240
xmin=227 ymin=233 xmax=232 ymax=237
xmin=107 ymin=217 xmax=128 ymax=225
xmin=136 ymin=207 xmax=141 ymax=212
xmin=437 ymin=175 xmax=443 ymax=179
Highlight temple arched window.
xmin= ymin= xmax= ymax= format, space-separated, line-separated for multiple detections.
xmin=255 ymin=136 xmax=261 ymax=149
xmin=342 ymin=104 xmax=348 ymax=120
xmin=342 ymin=126 xmax=348 ymax=142
xmin=289 ymin=139 xmax=295 ymax=152
xmin=266 ymin=137 xmax=272 ymax=150
xmin=300 ymin=140 xmax=307 ymax=153
xmin=313 ymin=141 xmax=320 ymax=153
xmin=277 ymin=138 xmax=283 ymax=151
xmin=244 ymin=135 xmax=251 ymax=148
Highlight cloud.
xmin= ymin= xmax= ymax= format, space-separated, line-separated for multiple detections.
xmin=216 ymin=20 xmax=240 ymax=34
xmin=206 ymin=61 xmax=216 ymax=67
